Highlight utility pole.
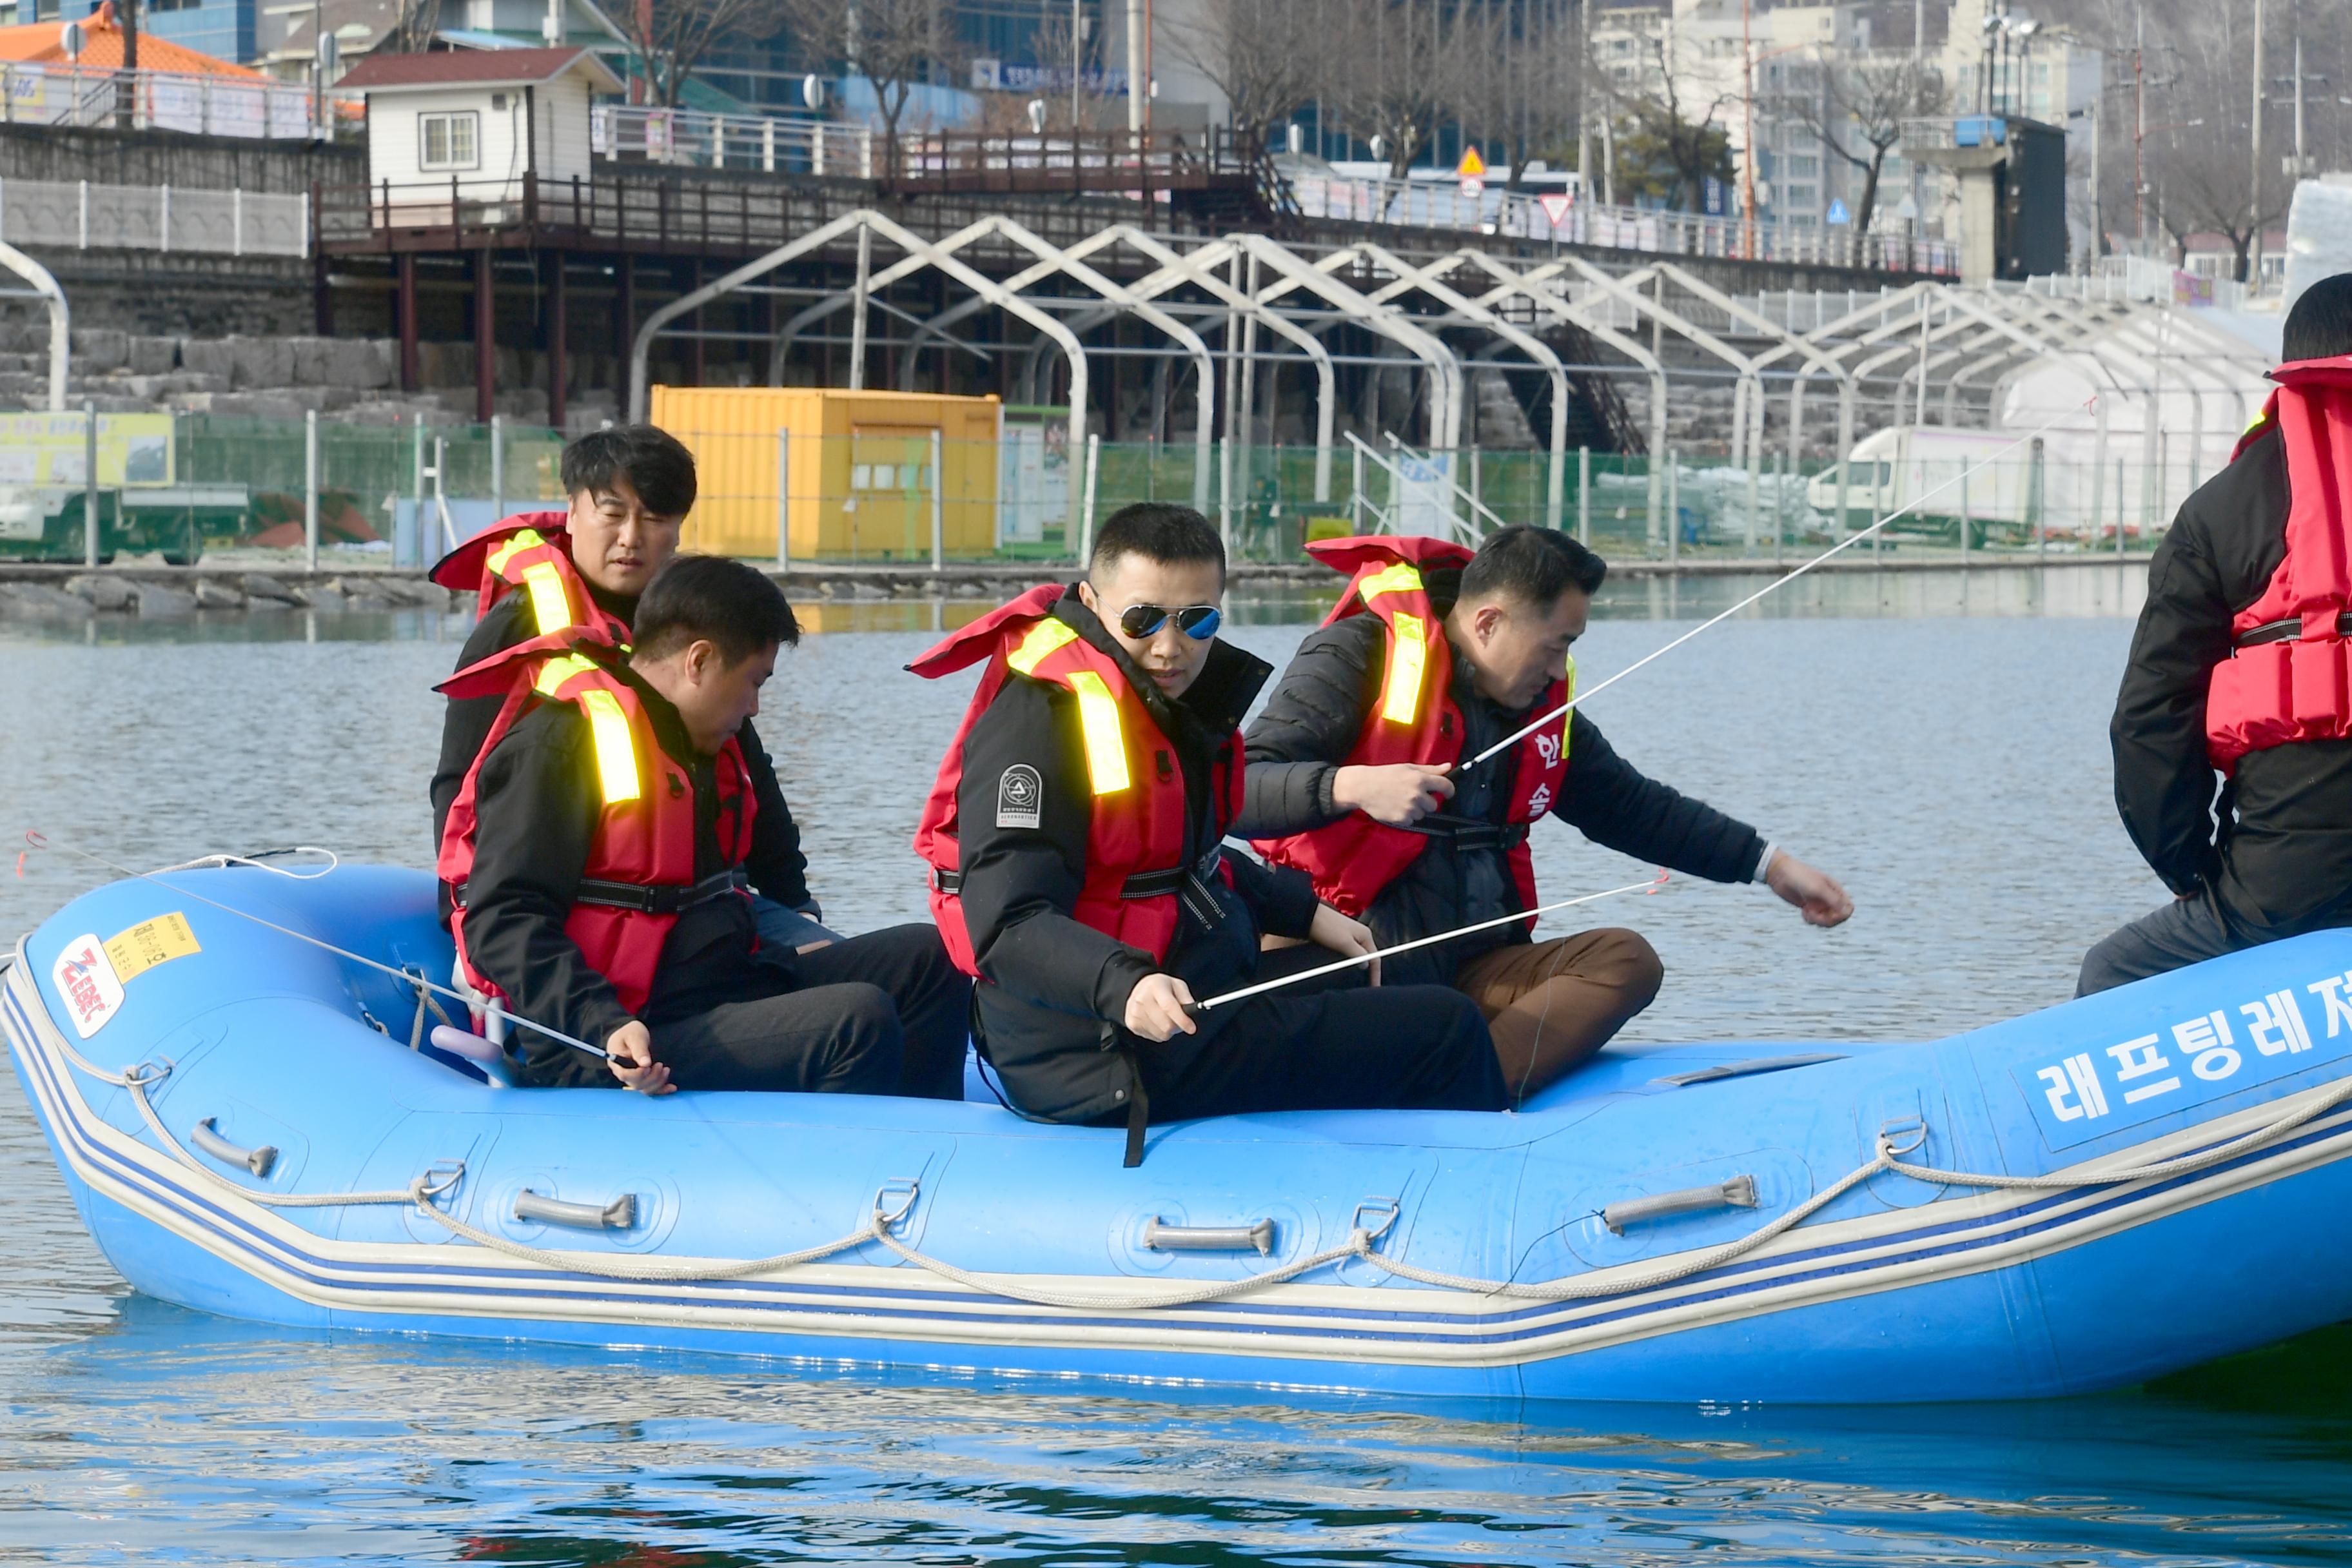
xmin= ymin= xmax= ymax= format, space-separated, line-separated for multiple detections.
xmin=2250 ymin=0 xmax=2266 ymax=291
xmin=2133 ymin=5 xmax=2146 ymax=244
xmin=1125 ymin=0 xmax=1142 ymax=135
xmin=1741 ymin=0 xmax=1756 ymax=258
xmin=1576 ymin=0 xmax=1594 ymax=205
xmin=2293 ymin=34 xmax=2306 ymax=175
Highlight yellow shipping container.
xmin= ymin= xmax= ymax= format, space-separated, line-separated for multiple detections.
xmin=647 ymin=386 xmax=1003 ymax=562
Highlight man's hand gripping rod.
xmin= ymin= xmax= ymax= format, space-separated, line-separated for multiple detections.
xmin=1464 ymin=397 xmax=2101 ymax=770
xmin=1187 ymin=872 xmax=1668 ymax=1014
xmin=21 ymin=832 xmax=611 ymax=1062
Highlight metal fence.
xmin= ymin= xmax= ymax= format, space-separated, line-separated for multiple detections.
xmin=643 ymin=429 xmax=2177 ymax=567
xmin=0 ymin=61 xmax=319 ymax=139
xmin=0 ymin=176 xmax=308 ymax=257
xmin=2 ymin=414 xmax=2178 ymax=569
xmin=1282 ymin=170 xmax=1959 ymax=276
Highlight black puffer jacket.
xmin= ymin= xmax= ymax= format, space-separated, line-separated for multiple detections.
xmin=1239 ymin=582 xmax=1765 ymax=986
xmin=947 ymin=587 xmax=1318 ymax=1122
xmin=2112 ymin=420 xmax=2352 ymax=934
xmin=458 ymin=654 xmax=792 ymax=1087
xmin=430 ymin=590 xmax=814 ymax=919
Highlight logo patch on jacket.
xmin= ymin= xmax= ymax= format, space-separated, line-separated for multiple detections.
xmin=997 ymin=763 xmax=1044 ymax=829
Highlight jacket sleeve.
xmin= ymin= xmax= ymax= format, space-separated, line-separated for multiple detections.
xmin=2111 ymin=505 xmax=2232 ymax=894
xmin=1222 ymin=851 xmax=1319 ymax=939
xmin=430 ymin=598 xmax=527 ymax=854
xmin=733 ymin=720 xmax=816 ymax=914
xmin=457 ymin=706 xmax=636 ymax=1083
xmin=1237 ymin=617 xmax=1384 ymax=838
xmin=1553 ymin=713 xmax=1767 ymax=884
xmin=956 ymin=675 xmax=1157 ymax=1024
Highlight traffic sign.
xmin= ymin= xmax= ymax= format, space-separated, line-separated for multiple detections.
xmin=1456 ymin=148 xmax=1487 ymax=180
xmin=1539 ymin=193 xmax=1574 ymax=226
xmin=1460 ymin=176 xmax=1485 ymax=199
xmin=1825 ymin=198 xmax=1851 ymax=225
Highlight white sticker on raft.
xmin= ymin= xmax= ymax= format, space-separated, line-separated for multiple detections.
xmin=51 ymin=934 xmax=124 ymax=1040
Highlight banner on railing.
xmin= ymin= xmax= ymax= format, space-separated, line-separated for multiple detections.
xmin=0 ymin=63 xmax=311 ymax=139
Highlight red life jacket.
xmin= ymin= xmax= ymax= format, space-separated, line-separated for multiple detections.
xmin=2206 ymin=356 xmax=2352 ymax=774
xmin=435 ymin=639 xmax=759 ymax=1019
xmin=431 ymin=513 xmax=632 ymax=647
xmin=1253 ymin=535 xmax=1572 ymax=922
xmin=908 ymin=585 xmax=1246 ymax=977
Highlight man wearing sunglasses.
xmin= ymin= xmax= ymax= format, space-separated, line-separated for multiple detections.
xmin=910 ymin=504 xmax=1507 ymax=1163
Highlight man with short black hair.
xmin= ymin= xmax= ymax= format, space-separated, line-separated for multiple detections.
xmin=429 ymin=424 xmax=836 ymax=953
xmin=911 ymin=504 xmax=1505 ymax=1160
xmin=1243 ymin=526 xmax=1850 ymax=1102
xmin=439 ymin=555 xmax=969 ymax=1096
xmin=2084 ymin=271 xmax=2352 ymax=992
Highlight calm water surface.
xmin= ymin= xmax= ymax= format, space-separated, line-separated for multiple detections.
xmin=8 ymin=564 xmax=2352 ymax=1565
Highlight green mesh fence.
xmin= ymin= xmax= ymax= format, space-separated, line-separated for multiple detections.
xmin=0 ymin=416 xmax=2177 ymax=567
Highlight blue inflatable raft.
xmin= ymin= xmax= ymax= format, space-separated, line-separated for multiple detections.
xmin=10 ymin=860 xmax=2352 ymax=1404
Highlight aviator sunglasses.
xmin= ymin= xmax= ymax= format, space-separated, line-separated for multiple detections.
xmin=1115 ymin=603 xmax=1223 ymax=640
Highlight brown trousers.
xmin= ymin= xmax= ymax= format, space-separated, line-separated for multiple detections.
xmin=1453 ymin=928 xmax=1663 ymax=1104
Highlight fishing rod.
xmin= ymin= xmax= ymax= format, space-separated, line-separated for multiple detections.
xmin=1464 ymin=396 xmax=2101 ymax=770
xmin=21 ymin=832 xmax=610 ymax=1063
xmin=1189 ymin=872 xmax=1668 ymax=1014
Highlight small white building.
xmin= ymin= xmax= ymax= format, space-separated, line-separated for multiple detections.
xmin=338 ymin=46 xmax=623 ymax=217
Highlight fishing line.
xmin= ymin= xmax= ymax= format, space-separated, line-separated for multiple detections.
xmin=1464 ymin=396 xmax=2102 ymax=770
xmin=1190 ymin=872 xmax=1668 ymax=1013
xmin=20 ymin=832 xmax=610 ymax=1062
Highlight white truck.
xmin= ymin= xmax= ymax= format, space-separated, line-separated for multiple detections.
xmin=1805 ymin=425 xmax=2151 ymax=545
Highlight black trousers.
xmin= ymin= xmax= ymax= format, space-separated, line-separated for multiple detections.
xmin=1116 ymin=981 xmax=1507 ymax=1124
xmin=2077 ymin=894 xmax=2352 ymax=997
xmin=645 ymin=924 xmax=970 ymax=1097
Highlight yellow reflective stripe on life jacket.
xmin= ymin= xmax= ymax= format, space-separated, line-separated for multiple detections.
xmin=1360 ymin=562 xmax=1425 ymax=602
xmin=1006 ymin=616 xmax=1080 ymax=675
xmin=485 ymin=527 xmax=547 ymax=580
xmin=1063 ymin=670 xmax=1130 ymax=794
xmin=1382 ymin=612 xmax=1429 ymax=725
xmin=534 ymin=652 xmax=598 ymax=697
xmin=520 ymin=560 xmax=576 ymax=636
xmin=1559 ymin=653 xmax=1576 ymax=761
xmin=574 ymin=687 xmax=643 ymax=805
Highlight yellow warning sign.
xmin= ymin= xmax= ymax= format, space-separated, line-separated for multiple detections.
xmin=1456 ymin=148 xmax=1487 ymax=179
xmin=104 ymin=912 xmax=201 ymax=983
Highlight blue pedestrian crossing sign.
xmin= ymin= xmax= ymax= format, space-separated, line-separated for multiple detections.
xmin=1825 ymin=198 xmax=1851 ymax=226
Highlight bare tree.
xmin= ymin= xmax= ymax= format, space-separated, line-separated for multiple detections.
xmin=2157 ymin=120 xmax=2291 ymax=279
xmin=1451 ymin=0 xmax=1581 ymax=187
xmin=384 ymin=0 xmax=442 ymax=57
xmin=1162 ymin=0 xmax=1324 ymax=142
xmin=1609 ymin=35 xmax=1735 ymax=210
xmin=1776 ymin=51 xmax=1945 ymax=234
xmin=622 ymin=0 xmax=796 ymax=108
xmin=781 ymin=0 xmax=958 ymax=186
xmin=1314 ymin=0 xmax=1491 ymax=181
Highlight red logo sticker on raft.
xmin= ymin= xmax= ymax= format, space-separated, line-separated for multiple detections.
xmin=50 ymin=933 xmax=124 ymax=1040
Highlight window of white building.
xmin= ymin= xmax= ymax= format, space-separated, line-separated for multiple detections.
xmin=420 ymin=112 xmax=480 ymax=173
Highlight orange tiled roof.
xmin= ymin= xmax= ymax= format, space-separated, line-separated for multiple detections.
xmin=0 ymin=3 xmax=267 ymax=76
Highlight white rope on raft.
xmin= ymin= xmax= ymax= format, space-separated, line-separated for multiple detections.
xmin=50 ymin=1015 xmax=2352 ymax=1311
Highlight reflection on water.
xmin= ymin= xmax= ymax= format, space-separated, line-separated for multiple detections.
xmin=1 ymin=1284 xmax=2348 ymax=1565
xmin=8 ymin=562 xmax=2337 ymax=1568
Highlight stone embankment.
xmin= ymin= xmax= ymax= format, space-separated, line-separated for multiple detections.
xmin=22 ymin=329 xmax=569 ymax=426
xmin=0 ymin=562 xmax=1161 ymax=619
xmin=0 ymin=554 xmax=2159 ymax=622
